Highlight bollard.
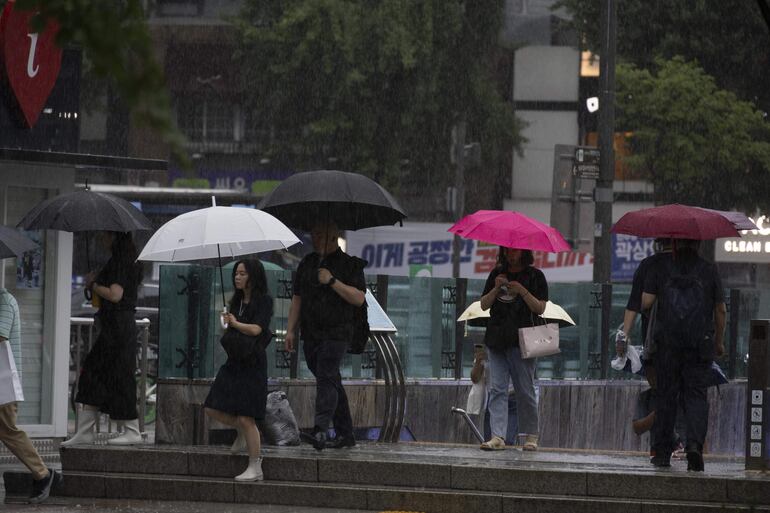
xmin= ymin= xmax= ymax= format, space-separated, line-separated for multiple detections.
xmin=746 ymin=319 xmax=770 ymax=470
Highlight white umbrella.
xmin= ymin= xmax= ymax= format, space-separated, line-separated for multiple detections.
xmin=138 ymin=197 xmax=301 ymax=306
xmin=457 ymin=300 xmax=576 ymax=327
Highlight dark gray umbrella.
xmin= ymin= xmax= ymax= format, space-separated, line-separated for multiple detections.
xmin=258 ymin=170 xmax=406 ymax=230
xmin=17 ymin=187 xmax=152 ymax=233
xmin=0 ymin=226 xmax=38 ymax=259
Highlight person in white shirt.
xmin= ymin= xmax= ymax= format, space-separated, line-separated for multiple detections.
xmin=0 ymin=287 xmax=61 ymax=503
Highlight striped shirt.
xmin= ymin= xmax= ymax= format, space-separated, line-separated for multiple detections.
xmin=0 ymin=288 xmax=21 ymax=352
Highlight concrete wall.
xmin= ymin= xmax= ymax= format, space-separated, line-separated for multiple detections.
xmin=156 ymin=378 xmax=746 ymax=456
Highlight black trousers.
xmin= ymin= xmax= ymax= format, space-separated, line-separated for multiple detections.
xmin=651 ymin=343 xmax=711 ymax=455
xmin=303 ymin=338 xmax=353 ymax=438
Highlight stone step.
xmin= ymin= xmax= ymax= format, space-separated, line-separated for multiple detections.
xmin=4 ymin=470 xmax=767 ymax=513
xmin=51 ymin=444 xmax=770 ymax=507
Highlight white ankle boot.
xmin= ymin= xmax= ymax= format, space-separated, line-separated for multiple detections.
xmin=234 ymin=457 xmax=263 ymax=481
xmin=61 ymin=408 xmax=97 ymax=447
xmin=107 ymin=419 xmax=142 ymax=445
xmin=230 ymin=429 xmax=247 ymax=454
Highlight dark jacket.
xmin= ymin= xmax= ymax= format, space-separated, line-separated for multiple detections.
xmin=293 ymin=248 xmax=366 ymax=342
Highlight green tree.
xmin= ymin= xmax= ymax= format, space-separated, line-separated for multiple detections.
xmin=616 ymin=57 xmax=770 ymax=211
xmin=557 ymin=0 xmax=770 ymax=112
xmin=234 ymin=0 xmax=523 ymax=206
xmin=5 ymin=0 xmax=187 ymax=166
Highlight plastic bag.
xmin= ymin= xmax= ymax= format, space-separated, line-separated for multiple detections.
xmin=466 ymin=381 xmax=485 ymax=415
xmin=261 ymin=391 xmax=300 ymax=446
xmin=611 ymin=344 xmax=643 ymax=374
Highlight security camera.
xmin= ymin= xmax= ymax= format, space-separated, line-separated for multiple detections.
xmin=586 ymin=97 xmax=599 ymax=113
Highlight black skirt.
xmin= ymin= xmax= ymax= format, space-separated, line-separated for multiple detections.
xmin=203 ymin=350 xmax=267 ymax=420
xmin=75 ymin=310 xmax=138 ymax=420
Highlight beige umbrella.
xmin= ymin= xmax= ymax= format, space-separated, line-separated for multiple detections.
xmin=457 ymin=300 xmax=575 ymax=327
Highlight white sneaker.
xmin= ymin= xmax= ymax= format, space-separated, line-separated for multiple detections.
xmin=234 ymin=457 xmax=263 ymax=482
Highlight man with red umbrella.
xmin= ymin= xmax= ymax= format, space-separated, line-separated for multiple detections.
xmin=641 ymin=239 xmax=726 ymax=471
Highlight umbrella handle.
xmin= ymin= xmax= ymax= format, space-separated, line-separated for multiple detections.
xmin=220 ymin=306 xmax=228 ymax=330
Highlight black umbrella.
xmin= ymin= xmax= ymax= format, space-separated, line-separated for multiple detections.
xmin=257 ymin=170 xmax=406 ymax=231
xmin=0 ymin=226 xmax=38 ymax=259
xmin=17 ymin=186 xmax=152 ymax=232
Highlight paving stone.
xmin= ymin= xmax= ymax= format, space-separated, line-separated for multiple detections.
xmin=503 ymin=495 xmax=643 ymax=513
xmin=727 ymin=477 xmax=770 ymax=505
xmin=105 ymin=475 xmax=193 ymax=500
xmin=262 ymin=456 xmax=317 ymax=482
xmin=188 ymin=451 xmax=248 ymax=478
xmin=451 ymin=465 xmax=586 ymax=495
xmin=366 ymin=487 xmax=502 ymax=513
xmin=318 ymin=458 xmax=450 ymax=488
xmin=62 ymin=446 xmax=188 ymax=475
xmin=58 ymin=471 xmax=106 ymax=499
xmin=586 ymin=471 xmax=728 ymax=503
xmin=235 ymin=481 xmax=368 ymax=509
xmin=639 ymin=501 xmax=751 ymax=513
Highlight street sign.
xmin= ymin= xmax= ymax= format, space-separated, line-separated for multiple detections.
xmin=573 ymin=147 xmax=600 ymax=179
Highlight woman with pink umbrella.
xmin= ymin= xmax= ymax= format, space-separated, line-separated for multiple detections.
xmin=449 ymin=210 xmax=570 ymax=452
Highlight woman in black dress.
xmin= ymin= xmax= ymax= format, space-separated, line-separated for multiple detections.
xmin=62 ymin=231 xmax=143 ymax=447
xmin=204 ymin=258 xmax=273 ymax=481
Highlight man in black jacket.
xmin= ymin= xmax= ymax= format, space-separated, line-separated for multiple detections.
xmin=285 ymin=221 xmax=366 ymax=450
xmin=641 ymin=239 xmax=726 ymax=471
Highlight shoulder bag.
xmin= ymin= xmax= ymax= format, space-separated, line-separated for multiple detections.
xmin=220 ymin=328 xmax=258 ymax=363
xmin=518 ymin=312 xmax=560 ymax=359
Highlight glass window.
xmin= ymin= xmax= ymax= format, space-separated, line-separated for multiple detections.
xmin=4 ymin=186 xmax=51 ymax=424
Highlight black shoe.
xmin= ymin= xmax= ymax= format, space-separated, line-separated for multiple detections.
xmin=29 ymin=469 xmax=62 ymax=504
xmin=326 ymin=435 xmax=356 ymax=449
xmin=650 ymin=454 xmax=671 ymax=468
xmin=311 ymin=431 xmax=327 ymax=451
xmin=686 ymin=442 xmax=705 ymax=472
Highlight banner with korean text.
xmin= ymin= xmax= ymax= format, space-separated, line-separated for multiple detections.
xmin=345 ymin=223 xmax=593 ymax=282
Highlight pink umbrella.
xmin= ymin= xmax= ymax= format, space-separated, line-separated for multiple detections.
xmin=611 ymin=204 xmax=751 ymax=240
xmin=448 ymin=210 xmax=571 ymax=253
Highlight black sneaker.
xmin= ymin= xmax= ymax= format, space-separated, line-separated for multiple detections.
xmin=326 ymin=435 xmax=356 ymax=449
xmin=686 ymin=451 xmax=704 ymax=471
xmin=29 ymin=469 xmax=62 ymax=504
xmin=311 ymin=431 xmax=327 ymax=451
xmin=650 ymin=454 xmax=671 ymax=468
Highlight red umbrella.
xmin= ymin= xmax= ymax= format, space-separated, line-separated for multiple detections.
xmin=611 ymin=204 xmax=752 ymax=240
xmin=448 ymin=210 xmax=571 ymax=252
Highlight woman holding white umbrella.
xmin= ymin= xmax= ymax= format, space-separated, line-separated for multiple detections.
xmin=204 ymin=258 xmax=273 ymax=481
xmin=138 ymin=198 xmax=300 ymax=480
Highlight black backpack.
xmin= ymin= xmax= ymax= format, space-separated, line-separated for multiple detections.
xmin=347 ymin=256 xmax=371 ymax=354
xmin=659 ymin=263 xmax=708 ymax=349
xmin=348 ymin=302 xmax=371 ymax=354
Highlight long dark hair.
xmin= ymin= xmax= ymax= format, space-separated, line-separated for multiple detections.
xmin=110 ymin=231 xmax=142 ymax=285
xmin=228 ymin=258 xmax=267 ymax=312
xmin=496 ymin=246 xmax=534 ymax=271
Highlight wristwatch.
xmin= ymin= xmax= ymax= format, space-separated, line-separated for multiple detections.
xmin=327 ymin=276 xmax=337 ymax=287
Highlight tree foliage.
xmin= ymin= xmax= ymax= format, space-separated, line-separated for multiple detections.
xmin=557 ymin=0 xmax=770 ymax=112
xmin=5 ymin=0 xmax=187 ymax=166
xmin=616 ymin=57 xmax=770 ymax=211
xmin=234 ymin=0 xmax=523 ymax=202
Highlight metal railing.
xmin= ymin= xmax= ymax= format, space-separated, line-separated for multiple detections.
xmin=69 ymin=317 xmax=153 ymax=437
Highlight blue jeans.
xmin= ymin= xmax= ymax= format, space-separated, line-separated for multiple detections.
xmin=487 ymin=344 xmax=538 ymax=438
xmin=483 ymin=393 xmax=518 ymax=445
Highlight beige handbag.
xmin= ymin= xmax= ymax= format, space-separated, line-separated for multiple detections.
xmin=518 ymin=318 xmax=560 ymax=359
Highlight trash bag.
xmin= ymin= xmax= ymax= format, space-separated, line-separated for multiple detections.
xmin=261 ymin=391 xmax=300 ymax=446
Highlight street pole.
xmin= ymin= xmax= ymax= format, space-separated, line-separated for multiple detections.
xmin=452 ymin=120 xmax=467 ymax=279
xmin=593 ymin=0 xmax=616 ymax=284
xmin=595 ymin=0 xmax=616 ymax=378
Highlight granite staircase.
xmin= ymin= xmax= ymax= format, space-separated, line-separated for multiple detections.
xmin=4 ymin=443 xmax=770 ymax=512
